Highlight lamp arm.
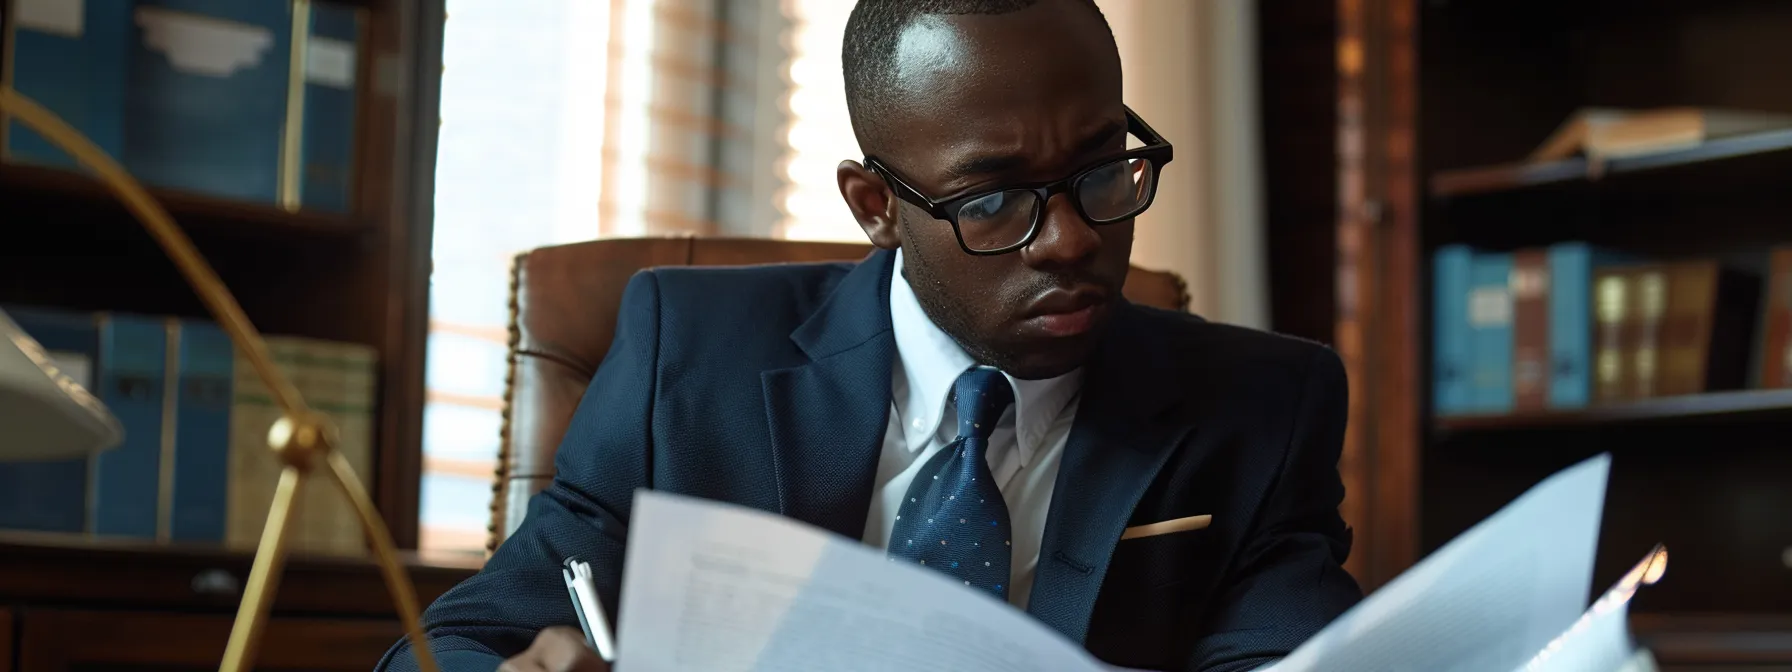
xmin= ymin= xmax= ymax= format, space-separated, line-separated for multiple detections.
xmin=0 ymin=88 xmax=307 ymax=418
xmin=0 ymin=87 xmax=440 ymax=672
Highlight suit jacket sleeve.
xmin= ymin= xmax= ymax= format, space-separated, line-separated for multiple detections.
xmin=376 ymin=271 xmax=662 ymax=671
xmin=1186 ymin=346 xmax=1363 ymax=672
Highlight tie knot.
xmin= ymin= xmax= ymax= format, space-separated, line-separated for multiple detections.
xmin=953 ymin=366 xmax=1014 ymax=440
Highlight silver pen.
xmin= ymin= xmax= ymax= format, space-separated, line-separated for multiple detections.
xmin=561 ymin=556 xmax=618 ymax=662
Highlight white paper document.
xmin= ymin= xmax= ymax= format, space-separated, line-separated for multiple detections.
xmin=1520 ymin=544 xmax=1667 ymax=672
xmin=1265 ymin=453 xmax=1612 ymax=672
xmin=617 ymin=490 xmax=1115 ymax=672
xmin=615 ymin=454 xmax=1622 ymax=672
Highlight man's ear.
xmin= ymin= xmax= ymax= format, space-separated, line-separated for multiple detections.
xmin=837 ymin=160 xmax=901 ymax=250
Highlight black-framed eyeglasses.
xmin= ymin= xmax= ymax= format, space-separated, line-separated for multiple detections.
xmin=865 ymin=105 xmax=1174 ymax=256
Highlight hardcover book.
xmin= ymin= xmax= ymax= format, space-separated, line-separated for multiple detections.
xmin=1762 ymin=249 xmax=1792 ymax=389
xmin=1657 ymin=261 xmax=1761 ymax=396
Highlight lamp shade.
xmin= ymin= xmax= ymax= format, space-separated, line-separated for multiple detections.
xmin=0 ymin=308 xmax=123 ymax=461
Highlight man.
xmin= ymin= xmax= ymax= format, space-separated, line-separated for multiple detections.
xmin=379 ymin=0 xmax=1360 ymax=670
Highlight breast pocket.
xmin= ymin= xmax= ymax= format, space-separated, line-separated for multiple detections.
xmin=1106 ymin=526 xmax=1221 ymax=592
xmin=1086 ymin=527 xmax=1227 ymax=670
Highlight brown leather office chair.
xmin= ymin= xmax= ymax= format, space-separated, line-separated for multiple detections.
xmin=486 ymin=235 xmax=1191 ymax=552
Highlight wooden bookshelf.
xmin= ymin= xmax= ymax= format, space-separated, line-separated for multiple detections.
xmin=1430 ymin=127 xmax=1792 ymax=198
xmin=0 ymin=0 xmax=448 ymax=668
xmin=1331 ymin=0 xmax=1792 ymax=660
xmin=1434 ymin=389 xmax=1792 ymax=433
xmin=0 ymin=163 xmax=371 ymax=240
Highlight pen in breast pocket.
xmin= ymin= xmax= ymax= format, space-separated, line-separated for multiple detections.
xmin=562 ymin=556 xmax=618 ymax=662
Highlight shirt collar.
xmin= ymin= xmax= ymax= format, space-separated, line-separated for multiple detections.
xmin=888 ymin=249 xmax=1083 ymax=465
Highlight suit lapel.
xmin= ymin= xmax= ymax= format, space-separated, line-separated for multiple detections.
xmin=762 ymin=249 xmax=897 ymax=540
xmin=1027 ymin=304 xmax=1197 ymax=643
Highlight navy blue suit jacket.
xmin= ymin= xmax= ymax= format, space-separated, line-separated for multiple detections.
xmin=378 ymin=248 xmax=1361 ymax=672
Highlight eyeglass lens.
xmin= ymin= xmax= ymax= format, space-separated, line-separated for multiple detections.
xmin=953 ymin=157 xmax=1157 ymax=252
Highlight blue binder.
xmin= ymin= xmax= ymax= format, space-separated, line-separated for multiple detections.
xmin=1467 ymin=252 xmax=1516 ymax=414
xmin=124 ymin=0 xmax=294 ymax=203
xmin=91 ymin=314 xmax=171 ymax=539
xmin=3 ymin=0 xmax=132 ymax=169
xmin=0 ymin=307 xmax=101 ymax=533
xmin=1546 ymin=243 xmax=1609 ymax=409
xmin=1433 ymin=245 xmax=1475 ymax=416
xmin=299 ymin=2 xmax=363 ymax=212
xmin=170 ymin=320 xmax=235 ymax=543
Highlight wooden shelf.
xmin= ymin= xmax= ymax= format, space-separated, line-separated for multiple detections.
xmin=1434 ymin=388 xmax=1792 ymax=433
xmin=0 ymin=162 xmax=370 ymax=241
xmin=1633 ymin=613 xmax=1792 ymax=668
xmin=0 ymin=530 xmax=480 ymax=617
xmin=1429 ymin=128 xmax=1792 ymax=198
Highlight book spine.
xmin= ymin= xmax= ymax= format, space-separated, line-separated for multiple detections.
xmin=1547 ymin=243 xmax=1593 ymax=408
xmin=295 ymin=338 xmax=378 ymax=557
xmin=1762 ymin=249 xmax=1792 ymax=389
xmin=0 ymin=307 xmax=101 ymax=533
xmin=1511 ymin=248 xmax=1551 ymax=411
xmin=1468 ymin=252 xmax=1515 ymax=414
xmin=1593 ymin=269 xmax=1630 ymax=403
xmin=225 ymin=337 xmax=295 ymax=551
xmin=332 ymin=342 xmax=378 ymax=556
xmin=297 ymin=1 xmax=363 ymax=213
xmin=1629 ymin=267 xmax=1668 ymax=400
xmin=292 ymin=338 xmax=332 ymax=555
xmin=1433 ymin=245 xmax=1475 ymax=416
xmin=1658 ymin=262 xmax=1718 ymax=397
xmin=124 ymin=0 xmax=295 ymax=203
xmin=92 ymin=313 xmax=170 ymax=539
xmin=2 ymin=0 xmax=131 ymax=168
xmin=170 ymin=319 xmax=234 ymax=543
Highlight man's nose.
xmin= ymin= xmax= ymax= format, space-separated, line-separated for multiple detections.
xmin=1020 ymin=192 xmax=1101 ymax=268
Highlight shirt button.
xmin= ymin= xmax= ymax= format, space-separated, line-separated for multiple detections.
xmin=911 ymin=417 xmax=926 ymax=429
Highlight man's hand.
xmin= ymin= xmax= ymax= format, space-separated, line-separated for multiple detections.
xmin=497 ymin=626 xmax=610 ymax=672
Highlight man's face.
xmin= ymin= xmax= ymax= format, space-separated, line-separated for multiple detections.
xmin=847 ymin=2 xmax=1133 ymax=380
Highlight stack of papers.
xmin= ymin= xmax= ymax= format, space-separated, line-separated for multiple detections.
xmin=613 ymin=453 xmax=1659 ymax=671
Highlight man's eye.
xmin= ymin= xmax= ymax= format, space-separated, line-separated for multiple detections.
xmin=1084 ymin=162 xmax=1125 ymax=188
xmin=961 ymin=193 xmax=1010 ymax=220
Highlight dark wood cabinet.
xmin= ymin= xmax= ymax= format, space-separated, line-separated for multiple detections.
xmin=17 ymin=610 xmax=402 ymax=672
xmin=0 ymin=534 xmax=477 ymax=671
xmin=0 ymin=0 xmax=455 ymax=667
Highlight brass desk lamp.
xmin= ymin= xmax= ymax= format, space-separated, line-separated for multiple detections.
xmin=0 ymin=88 xmax=440 ymax=672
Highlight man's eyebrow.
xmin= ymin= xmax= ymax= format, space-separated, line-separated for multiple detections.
xmin=940 ymin=118 xmax=1130 ymax=183
xmin=1071 ymin=118 xmax=1128 ymax=158
xmin=942 ymin=153 xmax=1030 ymax=182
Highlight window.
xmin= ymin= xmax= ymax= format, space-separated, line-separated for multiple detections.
xmin=421 ymin=0 xmax=617 ymax=557
xmin=421 ymin=0 xmax=855 ymax=557
xmin=775 ymin=0 xmax=861 ymax=242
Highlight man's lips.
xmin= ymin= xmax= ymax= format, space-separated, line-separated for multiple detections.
xmin=1019 ymin=287 xmax=1110 ymax=337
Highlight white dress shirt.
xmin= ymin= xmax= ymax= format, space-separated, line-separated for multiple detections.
xmin=861 ymin=249 xmax=1083 ymax=610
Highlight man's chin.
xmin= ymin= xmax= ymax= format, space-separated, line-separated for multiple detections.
xmin=993 ymin=330 xmax=1104 ymax=380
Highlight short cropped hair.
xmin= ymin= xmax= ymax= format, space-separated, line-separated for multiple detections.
xmin=841 ymin=0 xmax=1112 ymax=154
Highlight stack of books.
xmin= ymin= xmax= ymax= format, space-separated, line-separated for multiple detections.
xmin=1433 ymin=243 xmax=1792 ymax=417
xmin=2 ymin=0 xmax=364 ymax=213
xmin=0 ymin=305 xmax=377 ymax=558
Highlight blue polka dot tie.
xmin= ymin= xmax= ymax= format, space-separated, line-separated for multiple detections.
xmin=888 ymin=366 xmax=1015 ymax=599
